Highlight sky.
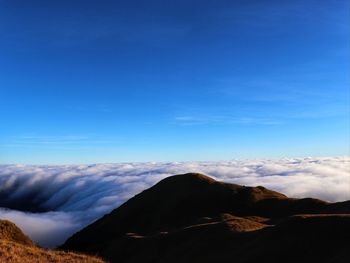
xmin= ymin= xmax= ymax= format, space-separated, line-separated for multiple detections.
xmin=0 ymin=0 xmax=349 ymax=164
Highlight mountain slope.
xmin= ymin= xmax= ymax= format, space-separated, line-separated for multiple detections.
xmin=62 ymin=173 xmax=350 ymax=263
xmin=0 ymin=219 xmax=104 ymax=263
xmin=0 ymin=220 xmax=34 ymax=246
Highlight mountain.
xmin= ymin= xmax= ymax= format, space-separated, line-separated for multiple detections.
xmin=0 ymin=219 xmax=104 ymax=263
xmin=62 ymin=173 xmax=350 ymax=263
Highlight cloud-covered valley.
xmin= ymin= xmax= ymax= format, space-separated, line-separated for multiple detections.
xmin=0 ymin=157 xmax=349 ymax=247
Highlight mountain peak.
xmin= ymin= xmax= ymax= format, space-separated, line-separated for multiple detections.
xmin=148 ymin=172 xmax=220 ymax=193
xmin=61 ymin=173 xmax=350 ymax=263
xmin=159 ymin=173 xmax=217 ymax=184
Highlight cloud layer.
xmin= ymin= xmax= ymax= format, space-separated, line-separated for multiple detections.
xmin=0 ymin=156 xmax=349 ymax=247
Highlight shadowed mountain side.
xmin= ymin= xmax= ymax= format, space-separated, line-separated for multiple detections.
xmin=61 ymin=173 xmax=350 ymax=263
xmin=97 ymin=214 xmax=350 ymax=263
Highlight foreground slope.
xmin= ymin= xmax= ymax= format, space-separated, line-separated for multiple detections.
xmin=0 ymin=220 xmax=34 ymax=246
xmin=62 ymin=173 xmax=350 ymax=263
xmin=0 ymin=219 xmax=104 ymax=263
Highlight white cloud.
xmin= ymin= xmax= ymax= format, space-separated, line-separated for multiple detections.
xmin=0 ymin=208 xmax=80 ymax=248
xmin=0 ymin=156 xmax=349 ymax=248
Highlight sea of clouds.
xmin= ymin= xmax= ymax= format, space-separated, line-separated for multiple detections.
xmin=0 ymin=156 xmax=349 ymax=248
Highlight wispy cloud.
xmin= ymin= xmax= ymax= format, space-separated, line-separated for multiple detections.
xmin=174 ymin=115 xmax=282 ymax=126
xmin=5 ymin=135 xmax=120 ymax=147
xmin=13 ymin=135 xmax=89 ymax=143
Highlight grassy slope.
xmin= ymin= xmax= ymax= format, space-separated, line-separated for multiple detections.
xmin=0 ymin=220 xmax=105 ymax=263
xmin=0 ymin=240 xmax=104 ymax=263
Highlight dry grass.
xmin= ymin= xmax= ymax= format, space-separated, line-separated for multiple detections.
xmin=0 ymin=220 xmax=34 ymax=246
xmin=0 ymin=240 xmax=105 ymax=263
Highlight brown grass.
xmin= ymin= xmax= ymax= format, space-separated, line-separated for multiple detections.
xmin=0 ymin=220 xmax=34 ymax=246
xmin=0 ymin=240 xmax=105 ymax=263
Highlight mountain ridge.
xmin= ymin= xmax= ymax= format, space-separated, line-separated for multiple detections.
xmin=61 ymin=173 xmax=350 ymax=262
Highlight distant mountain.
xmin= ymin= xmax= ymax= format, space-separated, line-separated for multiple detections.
xmin=0 ymin=219 xmax=104 ymax=263
xmin=62 ymin=173 xmax=350 ymax=263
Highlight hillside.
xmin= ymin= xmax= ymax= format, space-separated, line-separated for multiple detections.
xmin=0 ymin=220 xmax=34 ymax=246
xmin=0 ymin=219 xmax=104 ymax=263
xmin=62 ymin=173 xmax=350 ymax=263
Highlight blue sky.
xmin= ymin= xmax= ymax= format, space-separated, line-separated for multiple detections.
xmin=0 ymin=0 xmax=349 ymax=164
